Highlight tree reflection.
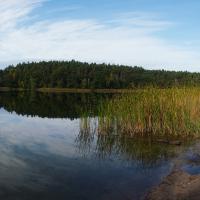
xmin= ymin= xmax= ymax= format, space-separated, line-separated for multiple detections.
xmin=0 ymin=91 xmax=190 ymax=167
xmin=0 ymin=92 xmax=112 ymax=119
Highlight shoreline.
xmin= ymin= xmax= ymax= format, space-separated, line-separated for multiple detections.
xmin=0 ymin=87 xmax=134 ymax=93
xmin=145 ymin=169 xmax=200 ymax=200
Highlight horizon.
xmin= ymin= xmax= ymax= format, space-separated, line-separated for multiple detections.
xmin=1 ymin=0 xmax=200 ymax=72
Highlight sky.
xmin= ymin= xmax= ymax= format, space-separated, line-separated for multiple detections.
xmin=1 ymin=0 xmax=200 ymax=71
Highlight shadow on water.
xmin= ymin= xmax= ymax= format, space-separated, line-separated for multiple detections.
xmin=0 ymin=91 xmax=113 ymax=119
xmin=0 ymin=91 xmax=196 ymax=200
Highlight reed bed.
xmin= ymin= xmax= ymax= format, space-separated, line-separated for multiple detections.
xmin=97 ymin=88 xmax=200 ymax=138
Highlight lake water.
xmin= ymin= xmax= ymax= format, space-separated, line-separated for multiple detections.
xmin=0 ymin=92 xmax=198 ymax=200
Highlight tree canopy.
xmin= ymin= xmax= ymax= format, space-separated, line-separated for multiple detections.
xmin=0 ymin=60 xmax=199 ymax=89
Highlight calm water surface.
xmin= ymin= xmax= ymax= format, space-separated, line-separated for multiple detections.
xmin=0 ymin=92 xmax=198 ymax=200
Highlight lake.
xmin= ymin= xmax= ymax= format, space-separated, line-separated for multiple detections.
xmin=0 ymin=92 xmax=198 ymax=200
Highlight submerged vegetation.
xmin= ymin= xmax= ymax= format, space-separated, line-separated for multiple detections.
xmin=78 ymin=115 xmax=192 ymax=167
xmin=78 ymin=119 xmax=185 ymax=166
xmin=97 ymin=88 xmax=200 ymax=138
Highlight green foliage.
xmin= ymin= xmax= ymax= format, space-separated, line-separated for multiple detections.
xmin=1 ymin=60 xmax=200 ymax=89
xmin=97 ymin=88 xmax=200 ymax=138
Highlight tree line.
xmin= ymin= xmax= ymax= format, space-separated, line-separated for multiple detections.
xmin=0 ymin=60 xmax=200 ymax=89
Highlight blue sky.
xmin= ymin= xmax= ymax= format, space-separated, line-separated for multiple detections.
xmin=1 ymin=0 xmax=200 ymax=71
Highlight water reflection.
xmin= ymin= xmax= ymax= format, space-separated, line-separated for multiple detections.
xmin=0 ymin=91 xmax=112 ymax=119
xmin=77 ymin=117 xmax=188 ymax=168
xmin=0 ymin=92 xmax=193 ymax=200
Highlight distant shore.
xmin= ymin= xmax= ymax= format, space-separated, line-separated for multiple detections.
xmin=0 ymin=87 xmax=134 ymax=93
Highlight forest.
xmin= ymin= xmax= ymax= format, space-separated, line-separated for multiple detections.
xmin=0 ymin=60 xmax=200 ymax=89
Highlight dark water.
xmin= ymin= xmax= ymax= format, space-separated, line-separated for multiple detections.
xmin=0 ymin=92 xmax=197 ymax=200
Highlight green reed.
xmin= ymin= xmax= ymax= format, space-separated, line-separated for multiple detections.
xmin=78 ymin=117 xmax=191 ymax=166
xmin=97 ymin=88 xmax=200 ymax=138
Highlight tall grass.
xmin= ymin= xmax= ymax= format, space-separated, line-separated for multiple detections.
xmin=98 ymin=88 xmax=200 ymax=138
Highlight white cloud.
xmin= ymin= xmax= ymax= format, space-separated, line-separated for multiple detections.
xmin=0 ymin=0 xmax=44 ymax=30
xmin=0 ymin=0 xmax=200 ymax=71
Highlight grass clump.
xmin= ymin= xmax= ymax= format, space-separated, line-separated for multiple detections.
xmin=98 ymin=88 xmax=200 ymax=138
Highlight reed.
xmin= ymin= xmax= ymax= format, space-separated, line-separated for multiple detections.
xmin=97 ymin=88 xmax=200 ymax=138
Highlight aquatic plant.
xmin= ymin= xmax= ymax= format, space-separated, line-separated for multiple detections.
xmin=98 ymin=88 xmax=200 ymax=138
xmin=77 ymin=117 xmax=190 ymax=166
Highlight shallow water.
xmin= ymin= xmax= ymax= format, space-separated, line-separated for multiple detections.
xmin=0 ymin=92 xmax=195 ymax=200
